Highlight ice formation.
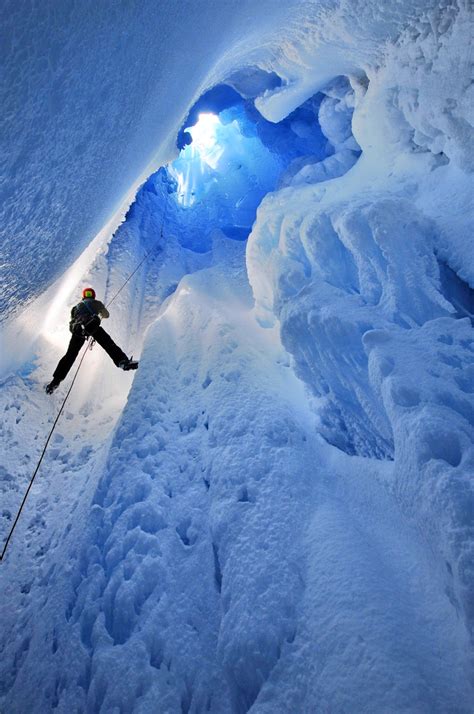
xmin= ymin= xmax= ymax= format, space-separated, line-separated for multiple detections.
xmin=1 ymin=1 xmax=473 ymax=712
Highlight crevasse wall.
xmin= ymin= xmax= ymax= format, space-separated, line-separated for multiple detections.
xmin=247 ymin=2 xmax=474 ymax=638
xmin=0 ymin=0 xmax=298 ymax=320
xmin=1 ymin=0 xmax=452 ymax=322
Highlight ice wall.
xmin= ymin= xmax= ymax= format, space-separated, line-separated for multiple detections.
xmin=248 ymin=2 xmax=474 ymax=638
xmin=0 ymin=0 xmax=299 ymax=320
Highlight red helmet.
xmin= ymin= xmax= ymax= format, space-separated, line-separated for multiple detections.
xmin=82 ymin=287 xmax=96 ymax=299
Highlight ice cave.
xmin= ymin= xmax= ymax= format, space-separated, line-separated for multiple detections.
xmin=1 ymin=1 xmax=473 ymax=712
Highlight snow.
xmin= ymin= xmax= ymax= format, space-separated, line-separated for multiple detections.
xmin=1 ymin=0 xmax=474 ymax=712
xmin=2 ymin=237 xmax=471 ymax=712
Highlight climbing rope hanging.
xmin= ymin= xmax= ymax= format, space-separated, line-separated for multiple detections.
xmin=0 ymin=346 xmax=89 ymax=560
xmin=103 ymin=192 xmax=168 ymax=310
xmin=0 ymin=193 xmax=169 ymax=561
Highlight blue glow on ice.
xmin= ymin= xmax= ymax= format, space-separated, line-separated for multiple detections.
xmin=168 ymin=106 xmax=283 ymax=244
xmin=187 ymin=113 xmax=222 ymax=164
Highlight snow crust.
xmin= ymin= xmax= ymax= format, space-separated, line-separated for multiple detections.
xmin=2 ymin=237 xmax=471 ymax=712
xmin=1 ymin=0 xmax=474 ymax=712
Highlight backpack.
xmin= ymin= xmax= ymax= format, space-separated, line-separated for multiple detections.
xmin=69 ymin=300 xmax=100 ymax=336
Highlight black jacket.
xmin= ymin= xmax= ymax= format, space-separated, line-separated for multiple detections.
xmin=69 ymin=298 xmax=109 ymax=334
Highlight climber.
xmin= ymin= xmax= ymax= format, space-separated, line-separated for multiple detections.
xmin=45 ymin=288 xmax=138 ymax=394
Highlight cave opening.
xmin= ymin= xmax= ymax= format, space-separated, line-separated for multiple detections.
xmin=128 ymin=77 xmax=361 ymax=256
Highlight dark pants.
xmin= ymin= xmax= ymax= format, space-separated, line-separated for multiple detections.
xmin=53 ymin=325 xmax=128 ymax=383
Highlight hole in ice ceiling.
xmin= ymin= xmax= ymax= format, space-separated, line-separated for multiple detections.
xmin=169 ymin=107 xmax=283 ymax=226
xmin=187 ymin=113 xmax=220 ymax=156
xmin=124 ymin=78 xmax=361 ymax=254
xmin=177 ymin=84 xmax=243 ymax=150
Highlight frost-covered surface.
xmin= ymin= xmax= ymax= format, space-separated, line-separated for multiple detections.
xmin=1 ymin=0 xmax=474 ymax=712
xmin=247 ymin=0 xmax=474 ymax=668
xmin=1 ymin=239 xmax=472 ymax=712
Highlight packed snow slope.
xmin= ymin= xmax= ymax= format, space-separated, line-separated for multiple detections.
xmin=1 ymin=236 xmax=471 ymax=713
xmin=1 ymin=1 xmax=474 ymax=713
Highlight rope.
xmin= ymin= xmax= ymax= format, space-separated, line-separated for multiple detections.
xmin=0 ymin=193 xmax=169 ymax=560
xmin=103 ymin=250 xmax=152 ymax=310
xmin=0 ymin=344 xmax=90 ymax=560
xmin=105 ymin=192 xmax=168 ymax=309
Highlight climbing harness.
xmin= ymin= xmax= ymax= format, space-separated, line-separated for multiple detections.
xmin=0 ymin=194 xmax=169 ymax=560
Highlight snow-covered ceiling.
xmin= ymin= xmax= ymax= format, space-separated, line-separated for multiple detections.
xmin=1 ymin=0 xmax=441 ymax=321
